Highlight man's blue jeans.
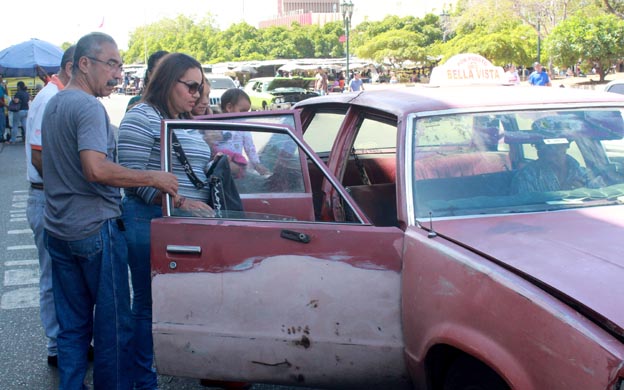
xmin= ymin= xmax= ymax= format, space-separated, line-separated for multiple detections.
xmin=26 ymin=187 xmax=58 ymax=356
xmin=45 ymin=219 xmax=133 ymax=390
xmin=121 ymin=195 xmax=161 ymax=390
xmin=0 ymin=109 xmax=6 ymax=139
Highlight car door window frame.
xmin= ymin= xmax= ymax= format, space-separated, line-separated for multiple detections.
xmin=161 ymin=119 xmax=367 ymax=224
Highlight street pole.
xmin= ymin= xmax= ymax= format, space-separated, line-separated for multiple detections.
xmin=341 ymin=0 xmax=354 ymax=90
xmin=537 ymin=18 xmax=541 ymax=64
xmin=440 ymin=9 xmax=449 ymax=42
xmin=346 ymin=18 xmax=350 ymax=84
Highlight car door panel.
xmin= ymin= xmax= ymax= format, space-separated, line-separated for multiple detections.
xmin=151 ymin=219 xmax=407 ymax=388
xmin=152 ymin=119 xmax=409 ymax=388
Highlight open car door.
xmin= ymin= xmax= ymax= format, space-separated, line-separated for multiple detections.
xmin=150 ymin=119 xmax=409 ymax=389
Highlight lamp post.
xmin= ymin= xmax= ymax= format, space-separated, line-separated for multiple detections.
xmin=536 ymin=17 xmax=541 ymax=64
xmin=439 ymin=9 xmax=450 ymax=42
xmin=341 ymin=0 xmax=354 ymax=89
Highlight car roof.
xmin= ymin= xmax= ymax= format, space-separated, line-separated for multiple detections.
xmin=295 ymin=86 xmax=624 ymax=117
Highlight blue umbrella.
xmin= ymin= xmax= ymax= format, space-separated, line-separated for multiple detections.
xmin=0 ymin=39 xmax=63 ymax=77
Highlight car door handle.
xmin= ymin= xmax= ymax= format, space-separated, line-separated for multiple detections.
xmin=166 ymin=245 xmax=202 ymax=254
xmin=280 ymin=229 xmax=310 ymax=243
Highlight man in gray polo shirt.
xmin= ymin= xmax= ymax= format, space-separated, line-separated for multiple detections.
xmin=42 ymin=32 xmax=178 ymax=390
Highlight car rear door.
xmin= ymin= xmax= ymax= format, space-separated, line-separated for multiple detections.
xmin=150 ymin=119 xmax=409 ymax=389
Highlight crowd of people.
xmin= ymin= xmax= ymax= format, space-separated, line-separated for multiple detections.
xmin=18 ymin=31 xmax=266 ymax=390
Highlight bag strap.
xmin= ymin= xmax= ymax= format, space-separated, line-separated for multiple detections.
xmin=171 ymin=131 xmax=207 ymax=190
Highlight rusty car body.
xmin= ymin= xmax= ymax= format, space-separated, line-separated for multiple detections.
xmin=150 ymin=85 xmax=624 ymax=389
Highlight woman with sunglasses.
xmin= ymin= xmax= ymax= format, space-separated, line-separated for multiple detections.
xmin=117 ymin=52 xmax=214 ymax=390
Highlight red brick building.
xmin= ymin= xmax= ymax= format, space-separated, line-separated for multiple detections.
xmin=259 ymin=0 xmax=342 ymax=28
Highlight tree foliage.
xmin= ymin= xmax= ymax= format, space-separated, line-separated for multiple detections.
xmin=118 ymin=5 xmax=624 ymax=81
xmin=546 ymin=11 xmax=624 ymax=80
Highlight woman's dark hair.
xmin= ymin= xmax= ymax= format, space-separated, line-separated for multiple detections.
xmin=17 ymin=81 xmax=26 ymax=90
xmin=143 ymin=53 xmax=203 ymax=119
xmin=220 ymin=88 xmax=251 ymax=112
xmin=144 ymin=50 xmax=169 ymax=87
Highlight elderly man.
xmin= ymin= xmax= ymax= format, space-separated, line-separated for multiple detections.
xmin=42 ymin=32 xmax=178 ymax=389
xmin=528 ymin=62 xmax=552 ymax=86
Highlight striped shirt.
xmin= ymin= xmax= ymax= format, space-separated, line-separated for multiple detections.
xmin=118 ymin=103 xmax=212 ymax=203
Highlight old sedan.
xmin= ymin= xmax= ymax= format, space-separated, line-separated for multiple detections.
xmin=244 ymin=76 xmax=319 ymax=111
xmin=150 ymin=84 xmax=624 ymax=390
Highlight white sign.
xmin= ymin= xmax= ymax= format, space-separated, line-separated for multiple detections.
xmin=429 ymin=53 xmax=506 ymax=86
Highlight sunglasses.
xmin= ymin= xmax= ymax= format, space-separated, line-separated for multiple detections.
xmin=177 ymin=79 xmax=204 ymax=95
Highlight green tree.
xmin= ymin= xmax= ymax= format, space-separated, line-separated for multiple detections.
xmin=351 ymin=14 xmax=444 ymax=65
xmin=439 ymin=23 xmax=536 ymax=67
xmin=546 ymin=11 xmax=624 ymax=80
xmin=125 ymin=15 xmax=218 ymax=63
xmin=603 ymin=0 xmax=624 ymax=18
xmin=355 ymin=30 xmax=427 ymax=66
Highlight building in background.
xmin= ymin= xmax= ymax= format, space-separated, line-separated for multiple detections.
xmin=258 ymin=0 xmax=451 ymax=28
xmin=260 ymin=0 xmax=342 ymax=28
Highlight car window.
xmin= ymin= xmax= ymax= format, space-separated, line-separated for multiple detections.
xmin=412 ymin=108 xmax=624 ymax=219
xmin=162 ymin=120 xmax=365 ymax=224
xmin=353 ymin=118 xmax=397 ymax=150
xmin=606 ymin=83 xmax=624 ymax=95
xmin=207 ymin=78 xmax=235 ymax=89
xmin=303 ymin=112 xmax=344 ymax=154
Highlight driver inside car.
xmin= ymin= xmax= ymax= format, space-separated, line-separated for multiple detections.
xmin=510 ymin=138 xmax=604 ymax=194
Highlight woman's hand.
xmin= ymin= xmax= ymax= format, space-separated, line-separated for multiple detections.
xmin=176 ymin=197 xmax=215 ymax=217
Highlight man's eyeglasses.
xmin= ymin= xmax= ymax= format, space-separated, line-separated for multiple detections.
xmin=86 ymin=56 xmax=124 ymax=71
xmin=177 ymin=80 xmax=204 ymax=95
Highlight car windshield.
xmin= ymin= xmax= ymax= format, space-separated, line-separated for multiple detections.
xmin=208 ymin=78 xmax=236 ymax=89
xmin=412 ymin=108 xmax=624 ymax=218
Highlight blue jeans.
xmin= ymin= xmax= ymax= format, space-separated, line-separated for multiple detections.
xmin=122 ymin=195 xmax=161 ymax=390
xmin=45 ymin=219 xmax=133 ymax=390
xmin=0 ymin=109 xmax=6 ymax=139
xmin=10 ymin=109 xmax=27 ymax=141
xmin=27 ymin=187 xmax=58 ymax=356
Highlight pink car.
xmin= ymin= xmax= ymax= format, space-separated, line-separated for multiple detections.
xmin=151 ymin=86 xmax=624 ymax=389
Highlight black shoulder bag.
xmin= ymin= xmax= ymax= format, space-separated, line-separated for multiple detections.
xmin=171 ymin=131 xmax=243 ymax=216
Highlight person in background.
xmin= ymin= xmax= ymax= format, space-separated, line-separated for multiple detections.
xmin=191 ymin=77 xmax=212 ymax=116
xmin=42 ymin=32 xmax=178 ymax=390
xmin=233 ymin=76 xmax=241 ymax=88
xmin=348 ymin=72 xmax=365 ymax=92
xmin=0 ymin=75 xmax=6 ymax=141
xmin=10 ymin=81 xmax=30 ymax=143
xmin=126 ymin=50 xmax=169 ymax=111
xmin=528 ymin=62 xmax=552 ymax=86
xmin=25 ymin=45 xmax=77 ymax=369
xmin=118 ymin=52 xmax=214 ymax=390
xmin=314 ymin=66 xmax=328 ymax=95
xmin=389 ymin=72 xmax=398 ymax=84
xmin=505 ymin=64 xmax=520 ymax=85
xmin=215 ymin=88 xmax=269 ymax=175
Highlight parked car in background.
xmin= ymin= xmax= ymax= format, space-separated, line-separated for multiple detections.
xmin=605 ymin=79 xmax=624 ymax=95
xmin=244 ymin=76 xmax=319 ymax=111
xmin=205 ymin=74 xmax=237 ymax=113
xmin=149 ymin=69 xmax=624 ymax=389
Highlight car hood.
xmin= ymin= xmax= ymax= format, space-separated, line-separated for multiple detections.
xmin=432 ymin=206 xmax=624 ymax=338
xmin=267 ymin=77 xmax=314 ymax=92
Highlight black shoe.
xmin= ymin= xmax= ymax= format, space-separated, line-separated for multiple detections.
xmin=88 ymin=345 xmax=94 ymax=362
xmin=47 ymin=355 xmax=58 ymax=367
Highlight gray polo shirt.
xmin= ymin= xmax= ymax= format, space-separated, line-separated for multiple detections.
xmin=42 ymin=89 xmax=121 ymax=241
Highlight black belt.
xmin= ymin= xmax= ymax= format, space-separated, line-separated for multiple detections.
xmin=30 ymin=182 xmax=44 ymax=190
